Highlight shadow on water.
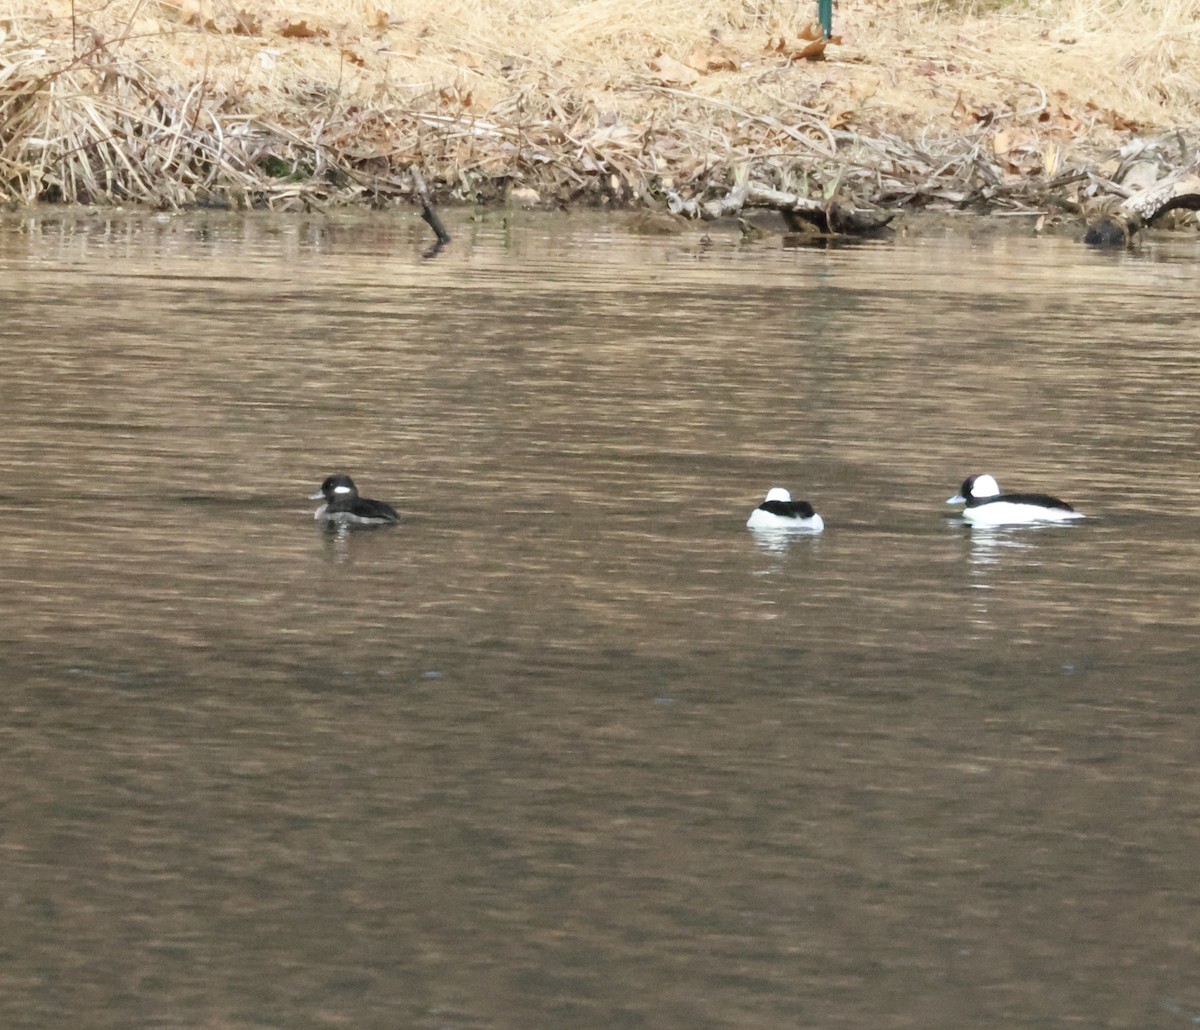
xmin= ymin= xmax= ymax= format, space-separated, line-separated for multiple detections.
xmin=1 ymin=210 xmax=1199 ymax=1028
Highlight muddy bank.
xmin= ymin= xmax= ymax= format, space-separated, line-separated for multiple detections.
xmin=3 ymin=1 xmax=1199 ymax=235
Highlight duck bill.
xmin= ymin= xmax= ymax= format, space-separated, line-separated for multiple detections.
xmin=946 ymin=493 xmax=966 ymax=505
xmin=308 ymin=490 xmax=325 ymax=500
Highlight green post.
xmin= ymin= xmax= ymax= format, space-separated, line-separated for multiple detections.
xmin=818 ymin=0 xmax=833 ymax=38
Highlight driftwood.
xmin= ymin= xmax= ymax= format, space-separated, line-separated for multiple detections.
xmin=411 ymin=165 xmax=451 ymax=256
xmin=1084 ymin=172 xmax=1200 ymax=248
xmin=667 ymin=184 xmax=895 ymax=236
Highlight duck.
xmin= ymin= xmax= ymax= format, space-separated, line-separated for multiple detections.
xmin=747 ymin=487 xmax=824 ymax=532
xmin=947 ymin=473 xmax=1083 ymax=526
xmin=310 ymin=474 xmax=399 ymax=526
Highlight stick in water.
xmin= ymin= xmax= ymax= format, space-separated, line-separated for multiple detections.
xmin=411 ymin=166 xmax=451 ymax=250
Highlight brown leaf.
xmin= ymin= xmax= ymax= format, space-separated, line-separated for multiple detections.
xmin=210 ymin=8 xmax=261 ymax=35
xmin=686 ymin=42 xmax=740 ymax=74
xmin=951 ymin=94 xmax=995 ymax=127
xmin=849 ymin=78 xmax=878 ymax=103
xmin=1083 ymin=101 xmax=1140 ymax=132
xmin=438 ymin=85 xmax=474 ymax=109
xmin=1039 ymin=105 xmax=1081 ymax=136
xmin=1032 ymin=91 xmax=1081 ymax=136
xmin=793 ymin=39 xmax=828 ymax=61
xmin=278 ymin=19 xmax=324 ymax=39
xmin=991 ymin=128 xmax=1042 ymax=176
xmin=647 ymin=50 xmax=699 ymax=86
xmin=992 ymin=127 xmax=1035 ymax=158
xmin=767 ymin=31 xmax=829 ymax=62
xmin=913 ymin=58 xmax=959 ymax=77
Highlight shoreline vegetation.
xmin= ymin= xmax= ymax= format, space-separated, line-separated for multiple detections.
xmin=2 ymin=0 xmax=1199 ymax=235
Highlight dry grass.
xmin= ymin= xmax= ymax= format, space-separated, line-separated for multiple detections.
xmin=1 ymin=0 xmax=1198 ymax=210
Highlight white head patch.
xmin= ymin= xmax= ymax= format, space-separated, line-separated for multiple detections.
xmin=765 ymin=487 xmax=792 ymax=503
xmin=972 ymin=474 xmax=1000 ymax=499
xmin=332 ymin=484 xmax=354 ymax=495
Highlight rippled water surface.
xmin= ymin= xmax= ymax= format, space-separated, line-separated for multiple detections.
xmin=2 ymin=210 xmax=1200 ymax=1028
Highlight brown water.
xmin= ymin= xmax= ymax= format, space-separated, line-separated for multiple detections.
xmin=1 ymin=210 xmax=1199 ymax=1029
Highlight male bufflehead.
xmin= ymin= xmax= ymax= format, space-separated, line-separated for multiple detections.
xmin=747 ymin=487 xmax=825 ymax=532
xmin=947 ymin=473 xmax=1083 ymax=526
xmin=310 ymin=474 xmax=400 ymax=526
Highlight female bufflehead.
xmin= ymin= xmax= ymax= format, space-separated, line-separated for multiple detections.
xmin=310 ymin=474 xmax=399 ymax=526
xmin=747 ymin=487 xmax=825 ymax=532
xmin=947 ymin=473 xmax=1083 ymax=526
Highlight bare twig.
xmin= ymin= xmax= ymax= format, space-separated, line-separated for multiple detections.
xmin=411 ymin=164 xmax=451 ymax=252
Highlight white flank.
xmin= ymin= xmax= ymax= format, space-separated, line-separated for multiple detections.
xmin=747 ymin=508 xmax=824 ymax=532
xmin=964 ymin=501 xmax=1083 ymax=527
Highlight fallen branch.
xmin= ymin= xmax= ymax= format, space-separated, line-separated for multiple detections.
xmin=1085 ymin=171 xmax=1200 ymax=247
xmin=743 ymin=184 xmax=896 ymax=234
xmin=667 ymin=183 xmax=895 ymax=236
xmin=411 ymin=165 xmax=451 ymax=253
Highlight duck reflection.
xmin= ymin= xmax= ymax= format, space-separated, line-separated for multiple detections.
xmin=963 ymin=525 xmax=1040 ymax=570
xmin=748 ymin=526 xmax=824 ymax=566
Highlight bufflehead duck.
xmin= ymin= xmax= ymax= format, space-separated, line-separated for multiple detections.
xmin=947 ymin=473 xmax=1083 ymax=526
xmin=310 ymin=474 xmax=399 ymax=526
xmin=747 ymin=487 xmax=825 ymax=532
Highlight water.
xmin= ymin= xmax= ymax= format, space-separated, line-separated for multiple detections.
xmin=1 ymin=210 xmax=1199 ymax=1028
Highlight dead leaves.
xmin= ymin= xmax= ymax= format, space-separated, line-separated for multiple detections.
xmin=951 ymin=95 xmax=993 ymax=128
xmin=165 ymin=1 xmax=330 ymax=39
xmin=647 ymin=40 xmax=747 ymax=84
xmin=649 ymin=23 xmax=835 ymax=86
xmin=165 ymin=1 xmax=262 ymax=35
xmin=279 ymin=20 xmax=323 ymax=39
xmin=1031 ymin=92 xmax=1139 ymax=136
xmin=1076 ymin=99 xmax=1140 ymax=133
xmin=990 ymin=127 xmax=1046 ymax=176
xmin=226 ymin=9 xmax=262 ymax=35
xmin=768 ymin=23 xmax=837 ymax=63
xmin=161 ymin=3 xmax=402 ymax=43
xmin=437 ymin=83 xmax=475 ymax=111
xmin=647 ymin=51 xmax=699 ymax=87
xmin=687 ymin=41 xmax=741 ymax=74
xmin=950 ymin=86 xmax=1141 ymax=179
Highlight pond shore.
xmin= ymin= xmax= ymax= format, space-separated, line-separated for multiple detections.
xmin=3 ymin=1 xmax=1199 ymax=228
